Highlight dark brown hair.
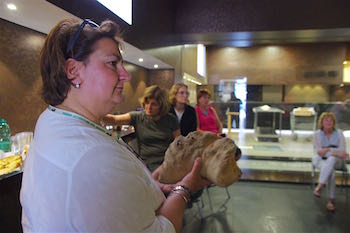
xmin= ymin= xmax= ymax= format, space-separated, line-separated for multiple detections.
xmin=139 ymin=85 xmax=170 ymax=117
xmin=40 ymin=18 xmax=120 ymax=105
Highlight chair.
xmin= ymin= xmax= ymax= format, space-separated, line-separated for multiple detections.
xmin=200 ymin=185 xmax=231 ymax=212
xmin=311 ymin=162 xmax=349 ymax=199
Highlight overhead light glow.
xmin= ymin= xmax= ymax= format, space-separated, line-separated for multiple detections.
xmin=197 ymin=44 xmax=206 ymax=77
xmin=154 ymin=64 xmax=159 ymax=69
xmin=7 ymin=3 xmax=17 ymax=10
xmin=97 ymin=0 xmax=132 ymax=25
xmin=138 ymin=58 xmax=143 ymax=62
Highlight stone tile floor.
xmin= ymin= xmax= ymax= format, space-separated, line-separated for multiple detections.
xmin=183 ymin=181 xmax=350 ymax=233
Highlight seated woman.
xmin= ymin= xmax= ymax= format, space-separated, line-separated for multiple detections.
xmin=313 ymin=112 xmax=349 ymax=211
xmin=169 ymin=83 xmax=197 ymax=136
xmin=103 ymin=85 xmax=180 ymax=171
xmin=195 ymin=89 xmax=223 ymax=136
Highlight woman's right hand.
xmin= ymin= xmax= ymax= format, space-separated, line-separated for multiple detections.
xmin=177 ymin=157 xmax=212 ymax=193
xmin=318 ymin=148 xmax=330 ymax=157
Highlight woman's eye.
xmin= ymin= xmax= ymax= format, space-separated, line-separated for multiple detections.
xmin=108 ymin=61 xmax=117 ymax=67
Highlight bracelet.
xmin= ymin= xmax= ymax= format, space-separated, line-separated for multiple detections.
xmin=171 ymin=185 xmax=191 ymax=204
xmin=171 ymin=190 xmax=190 ymax=205
xmin=172 ymin=185 xmax=191 ymax=199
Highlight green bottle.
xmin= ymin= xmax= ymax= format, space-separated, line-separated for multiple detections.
xmin=0 ymin=119 xmax=11 ymax=152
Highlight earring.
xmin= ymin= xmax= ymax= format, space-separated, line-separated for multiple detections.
xmin=75 ymin=82 xmax=80 ymax=89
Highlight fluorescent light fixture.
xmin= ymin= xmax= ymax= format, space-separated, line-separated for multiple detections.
xmin=343 ymin=61 xmax=350 ymax=83
xmin=7 ymin=3 xmax=17 ymax=10
xmin=197 ymin=44 xmax=206 ymax=77
xmin=97 ymin=0 xmax=132 ymax=25
xmin=154 ymin=64 xmax=159 ymax=69
xmin=138 ymin=58 xmax=143 ymax=62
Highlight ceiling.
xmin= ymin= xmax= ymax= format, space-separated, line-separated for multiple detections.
xmin=2 ymin=0 xmax=350 ymax=70
xmin=0 ymin=0 xmax=173 ymax=69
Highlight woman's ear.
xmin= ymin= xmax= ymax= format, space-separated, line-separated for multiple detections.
xmin=65 ymin=58 xmax=82 ymax=83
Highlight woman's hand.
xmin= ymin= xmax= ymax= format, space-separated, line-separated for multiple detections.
xmin=318 ymin=148 xmax=330 ymax=157
xmin=152 ymin=165 xmax=176 ymax=194
xmin=337 ymin=151 xmax=349 ymax=160
xmin=177 ymin=157 xmax=212 ymax=193
xmin=101 ymin=114 xmax=116 ymax=126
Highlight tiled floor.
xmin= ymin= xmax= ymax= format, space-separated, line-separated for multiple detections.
xmin=183 ymin=181 xmax=350 ymax=233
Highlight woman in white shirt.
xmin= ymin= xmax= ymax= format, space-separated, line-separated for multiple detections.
xmin=313 ymin=112 xmax=349 ymax=211
xmin=20 ymin=18 xmax=210 ymax=233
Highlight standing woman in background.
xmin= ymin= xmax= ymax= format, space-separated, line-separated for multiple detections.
xmin=313 ymin=112 xmax=349 ymax=212
xmin=103 ymin=85 xmax=180 ymax=172
xmin=169 ymin=83 xmax=197 ymax=136
xmin=196 ymin=89 xmax=223 ymax=136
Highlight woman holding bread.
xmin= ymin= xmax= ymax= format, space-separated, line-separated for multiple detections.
xmin=20 ymin=18 xmax=210 ymax=233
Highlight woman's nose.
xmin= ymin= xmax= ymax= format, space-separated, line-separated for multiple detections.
xmin=118 ymin=63 xmax=131 ymax=82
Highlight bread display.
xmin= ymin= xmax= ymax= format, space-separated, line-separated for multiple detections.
xmin=0 ymin=155 xmax=22 ymax=176
xmin=158 ymin=131 xmax=242 ymax=187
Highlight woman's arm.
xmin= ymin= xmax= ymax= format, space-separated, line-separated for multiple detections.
xmin=211 ymin=107 xmax=223 ymax=134
xmin=331 ymin=131 xmax=349 ymax=159
xmin=196 ymin=110 xmax=201 ymax=131
xmin=172 ymin=129 xmax=181 ymax=138
xmin=156 ymin=158 xmax=211 ymax=233
xmin=102 ymin=113 xmax=131 ymax=126
xmin=313 ymin=131 xmax=329 ymax=157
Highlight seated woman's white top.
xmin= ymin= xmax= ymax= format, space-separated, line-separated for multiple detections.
xmin=313 ymin=129 xmax=346 ymax=166
xmin=20 ymin=108 xmax=175 ymax=233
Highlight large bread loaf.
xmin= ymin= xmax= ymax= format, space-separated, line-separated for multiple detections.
xmin=159 ymin=131 xmax=242 ymax=187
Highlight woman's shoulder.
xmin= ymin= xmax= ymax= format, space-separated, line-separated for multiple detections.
xmin=164 ymin=112 xmax=177 ymax=121
xmin=185 ymin=104 xmax=196 ymax=111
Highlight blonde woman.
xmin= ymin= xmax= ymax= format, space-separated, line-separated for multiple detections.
xmin=313 ymin=112 xmax=349 ymax=211
xmin=169 ymin=83 xmax=197 ymax=136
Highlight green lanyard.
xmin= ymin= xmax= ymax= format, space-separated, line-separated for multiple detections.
xmin=47 ymin=105 xmax=112 ymax=136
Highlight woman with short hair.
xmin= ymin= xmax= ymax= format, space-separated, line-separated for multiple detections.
xmin=195 ymin=89 xmax=223 ymax=136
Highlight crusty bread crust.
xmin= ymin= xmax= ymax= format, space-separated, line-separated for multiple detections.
xmin=159 ymin=131 xmax=242 ymax=187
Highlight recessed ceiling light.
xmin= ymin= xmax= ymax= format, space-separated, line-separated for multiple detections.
xmin=138 ymin=58 xmax=143 ymax=62
xmin=154 ymin=64 xmax=158 ymax=68
xmin=7 ymin=3 xmax=17 ymax=10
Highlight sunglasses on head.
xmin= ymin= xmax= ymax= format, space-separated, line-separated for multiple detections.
xmin=66 ymin=19 xmax=100 ymax=55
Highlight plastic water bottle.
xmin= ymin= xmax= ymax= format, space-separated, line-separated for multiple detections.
xmin=0 ymin=119 xmax=11 ymax=152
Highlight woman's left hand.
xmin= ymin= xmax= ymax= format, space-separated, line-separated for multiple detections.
xmin=338 ymin=151 xmax=350 ymax=160
xmin=152 ymin=165 xmax=176 ymax=194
